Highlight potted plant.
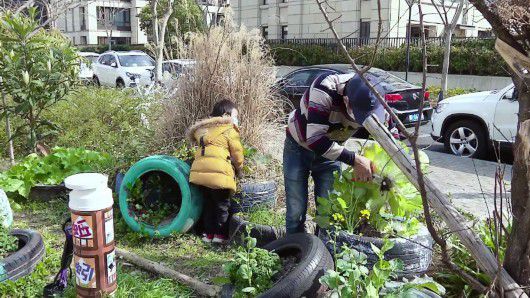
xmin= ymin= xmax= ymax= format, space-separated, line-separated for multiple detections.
xmin=220 ymin=226 xmax=333 ymax=298
xmin=0 ymin=203 xmax=45 ymax=283
xmin=319 ymin=239 xmax=445 ymax=297
xmin=316 ymin=142 xmax=433 ymax=278
xmin=229 ymin=145 xmax=281 ymax=214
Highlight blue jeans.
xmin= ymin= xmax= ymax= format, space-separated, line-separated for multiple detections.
xmin=283 ymin=134 xmax=341 ymax=234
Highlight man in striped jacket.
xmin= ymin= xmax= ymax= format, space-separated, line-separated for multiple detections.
xmin=284 ymin=72 xmax=386 ymax=234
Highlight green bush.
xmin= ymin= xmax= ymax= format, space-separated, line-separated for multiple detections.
xmin=43 ymin=87 xmax=155 ymax=167
xmin=269 ymin=39 xmax=508 ymax=76
xmin=76 ymin=44 xmax=147 ymax=54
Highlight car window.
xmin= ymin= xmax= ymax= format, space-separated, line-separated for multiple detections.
xmin=108 ymin=55 xmax=117 ymax=66
xmin=285 ymin=70 xmax=314 ymax=87
xmin=367 ymin=68 xmax=416 ymax=91
xmin=118 ymin=55 xmax=155 ymax=67
xmin=98 ymin=55 xmax=110 ymax=65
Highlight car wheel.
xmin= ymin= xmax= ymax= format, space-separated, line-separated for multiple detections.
xmin=93 ymin=76 xmax=100 ymax=86
xmin=116 ymin=79 xmax=125 ymax=88
xmin=444 ymin=120 xmax=488 ymax=158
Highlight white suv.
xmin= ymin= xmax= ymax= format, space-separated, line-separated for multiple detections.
xmin=431 ymin=84 xmax=518 ymax=158
xmin=93 ymin=51 xmax=155 ymax=88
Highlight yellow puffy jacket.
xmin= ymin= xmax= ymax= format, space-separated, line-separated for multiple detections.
xmin=186 ymin=116 xmax=244 ymax=192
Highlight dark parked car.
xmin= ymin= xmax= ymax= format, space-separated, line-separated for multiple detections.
xmin=277 ymin=64 xmax=432 ymax=127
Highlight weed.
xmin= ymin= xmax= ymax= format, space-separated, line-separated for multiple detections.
xmin=237 ymin=207 xmax=284 ymax=227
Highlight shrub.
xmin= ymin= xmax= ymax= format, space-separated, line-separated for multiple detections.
xmin=269 ymin=40 xmax=508 ymax=76
xmin=153 ymin=18 xmax=283 ymax=151
xmin=44 ymin=87 xmax=155 ymax=167
xmin=0 ymin=9 xmax=79 ymax=151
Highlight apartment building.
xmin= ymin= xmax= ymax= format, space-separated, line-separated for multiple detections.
xmin=56 ymin=0 xmax=148 ymax=46
xmin=57 ymin=0 xmax=230 ymax=46
xmin=231 ymin=0 xmax=492 ymax=40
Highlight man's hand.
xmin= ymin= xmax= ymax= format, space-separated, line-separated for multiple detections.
xmin=352 ymin=155 xmax=374 ymax=182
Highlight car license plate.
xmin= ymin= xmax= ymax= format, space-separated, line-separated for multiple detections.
xmin=408 ymin=113 xmax=420 ymax=122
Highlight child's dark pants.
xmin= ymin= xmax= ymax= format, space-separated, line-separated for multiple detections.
xmin=199 ymin=186 xmax=232 ymax=236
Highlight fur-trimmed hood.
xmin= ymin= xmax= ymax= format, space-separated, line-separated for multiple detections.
xmin=185 ymin=116 xmax=236 ymax=144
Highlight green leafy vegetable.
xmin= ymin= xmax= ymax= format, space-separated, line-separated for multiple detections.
xmin=315 ymin=142 xmax=428 ymax=237
xmin=223 ymin=226 xmax=281 ymax=297
xmin=320 ymin=239 xmax=445 ymax=297
xmin=0 ymin=147 xmax=110 ymax=197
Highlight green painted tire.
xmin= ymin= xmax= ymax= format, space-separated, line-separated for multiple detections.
xmin=118 ymin=155 xmax=203 ymax=237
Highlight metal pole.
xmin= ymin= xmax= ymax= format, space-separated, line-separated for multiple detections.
xmin=405 ymin=3 xmax=412 ymax=81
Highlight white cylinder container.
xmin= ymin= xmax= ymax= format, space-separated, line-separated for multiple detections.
xmin=65 ymin=172 xmax=117 ymax=297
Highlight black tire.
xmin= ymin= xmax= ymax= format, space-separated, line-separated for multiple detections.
xmin=93 ymin=76 xmax=100 ymax=86
xmin=259 ymin=233 xmax=334 ymax=298
xmin=443 ymin=120 xmax=488 ymax=159
xmin=0 ymin=229 xmax=45 ymax=282
xmin=229 ymin=215 xmax=286 ymax=248
xmin=318 ymin=225 xmax=433 ymax=278
xmin=230 ymin=181 xmax=277 ymax=213
xmin=116 ymin=78 xmax=125 ymax=88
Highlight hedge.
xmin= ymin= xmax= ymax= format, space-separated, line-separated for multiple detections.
xmin=77 ymin=44 xmax=147 ymax=54
xmin=269 ymin=39 xmax=509 ymax=77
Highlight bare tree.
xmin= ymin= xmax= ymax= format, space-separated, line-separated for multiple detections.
xmin=97 ymin=1 xmax=128 ymax=51
xmin=467 ymin=0 xmax=530 ymax=288
xmin=150 ymin=0 xmax=175 ymax=82
xmin=430 ymin=0 xmax=465 ymax=103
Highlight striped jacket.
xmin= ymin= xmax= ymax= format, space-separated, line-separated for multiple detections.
xmin=287 ymin=73 xmax=361 ymax=164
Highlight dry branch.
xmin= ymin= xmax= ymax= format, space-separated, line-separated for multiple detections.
xmin=116 ymin=248 xmax=221 ymax=297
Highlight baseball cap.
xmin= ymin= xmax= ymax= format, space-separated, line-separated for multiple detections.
xmin=345 ymin=74 xmax=386 ymax=125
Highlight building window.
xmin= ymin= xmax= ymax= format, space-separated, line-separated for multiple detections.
xmin=478 ymin=30 xmax=492 ymax=38
xmin=71 ymin=8 xmax=75 ymax=31
xmin=261 ymin=26 xmax=268 ymax=39
xmin=80 ymin=36 xmax=87 ymax=45
xmin=281 ymin=25 xmax=288 ymax=39
xmin=360 ymin=21 xmax=370 ymax=39
xmin=97 ymin=7 xmax=131 ymax=31
xmin=80 ymin=7 xmax=86 ymax=30
xmin=262 ymin=0 xmax=268 ymax=5
xmin=98 ymin=36 xmax=131 ymax=45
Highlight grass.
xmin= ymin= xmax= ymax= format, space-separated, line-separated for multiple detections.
xmin=237 ymin=207 xmax=285 ymax=227
xmin=1 ymin=198 xmax=238 ymax=297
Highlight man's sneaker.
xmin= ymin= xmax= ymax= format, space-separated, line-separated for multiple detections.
xmin=212 ymin=234 xmax=228 ymax=245
xmin=202 ymin=234 xmax=214 ymax=243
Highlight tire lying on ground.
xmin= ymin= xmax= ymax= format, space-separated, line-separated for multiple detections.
xmin=319 ymin=225 xmax=433 ymax=278
xmin=228 ymin=215 xmax=286 ymax=248
xmin=229 ymin=181 xmax=277 ymax=213
xmin=261 ymin=233 xmax=334 ymax=298
xmin=0 ymin=229 xmax=45 ymax=282
xmin=221 ymin=233 xmax=333 ymax=298
xmin=118 ymin=155 xmax=203 ymax=237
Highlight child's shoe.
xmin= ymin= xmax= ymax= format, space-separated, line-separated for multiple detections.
xmin=202 ymin=234 xmax=214 ymax=243
xmin=212 ymin=234 xmax=229 ymax=245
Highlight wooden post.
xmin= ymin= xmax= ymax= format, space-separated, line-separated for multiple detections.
xmin=362 ymin=115 xmax=527 ymax=298
xmin=116 ymin=248 xmax=221 ymax=297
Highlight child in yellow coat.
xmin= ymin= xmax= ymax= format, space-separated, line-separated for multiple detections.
xmin=186 ymin=99 xmax=244 ymax=244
